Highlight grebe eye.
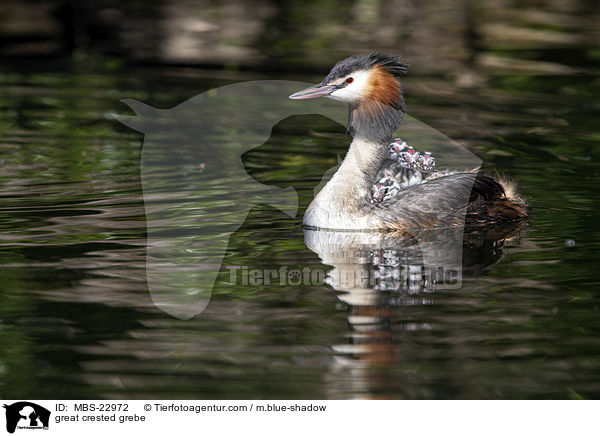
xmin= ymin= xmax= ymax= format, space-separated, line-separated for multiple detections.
xmin=345 ymin=77 xmax=354 ymax=84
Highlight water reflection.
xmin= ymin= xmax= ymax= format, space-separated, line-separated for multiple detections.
xmin=305 ymin=223 xmax=525 ymax=371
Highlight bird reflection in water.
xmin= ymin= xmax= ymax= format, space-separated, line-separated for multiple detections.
xmin=304 ymin=223 xmax=525 ymax=383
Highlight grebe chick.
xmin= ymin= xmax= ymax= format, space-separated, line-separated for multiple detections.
xmin=290 ymin=53 xmax=528 ymax=231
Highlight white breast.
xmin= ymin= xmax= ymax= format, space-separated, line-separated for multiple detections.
xmin=303 ymin=137 xmax=382 ymax=230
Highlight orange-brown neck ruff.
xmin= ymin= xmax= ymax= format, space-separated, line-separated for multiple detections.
xmin=349 ymin=66 xmax=405 ymax=141
xmin=365 ymin=65 xmax=403 ymax=109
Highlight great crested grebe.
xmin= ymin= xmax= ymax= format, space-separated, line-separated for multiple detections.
xmin=290 ymin=53 xmax=528 ymax=231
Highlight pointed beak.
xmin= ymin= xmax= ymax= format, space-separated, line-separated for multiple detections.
xmin=289 ymin=83 xmax=337 ymax=100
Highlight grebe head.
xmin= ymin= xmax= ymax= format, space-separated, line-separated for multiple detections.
xmin=290 ymin=53 xmax=408 ymax=141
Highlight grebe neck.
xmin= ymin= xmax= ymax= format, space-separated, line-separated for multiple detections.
xmin=303 ymin=135 xmax=388 ymax=229
xmin=347 ymin=96 xmax=405 ymax=142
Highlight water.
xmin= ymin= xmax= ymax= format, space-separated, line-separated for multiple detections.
xmin=1 ymin=9 xmax=600 ymax=399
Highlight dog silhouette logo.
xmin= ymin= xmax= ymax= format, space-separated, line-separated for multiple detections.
xmin=114 ymin=81 xmax=349 ymax=319
xmin=3 ymin=402 xmax=50 ymax=433
xmin=114 ymin=80 xmax=480 ymax=319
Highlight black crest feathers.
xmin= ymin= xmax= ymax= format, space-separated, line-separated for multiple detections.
xmin=323 ymin=53 xmax=408 ymax=83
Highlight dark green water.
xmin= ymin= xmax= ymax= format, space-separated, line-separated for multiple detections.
xmin=1 ymin=27 xmax=599 ymax=398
